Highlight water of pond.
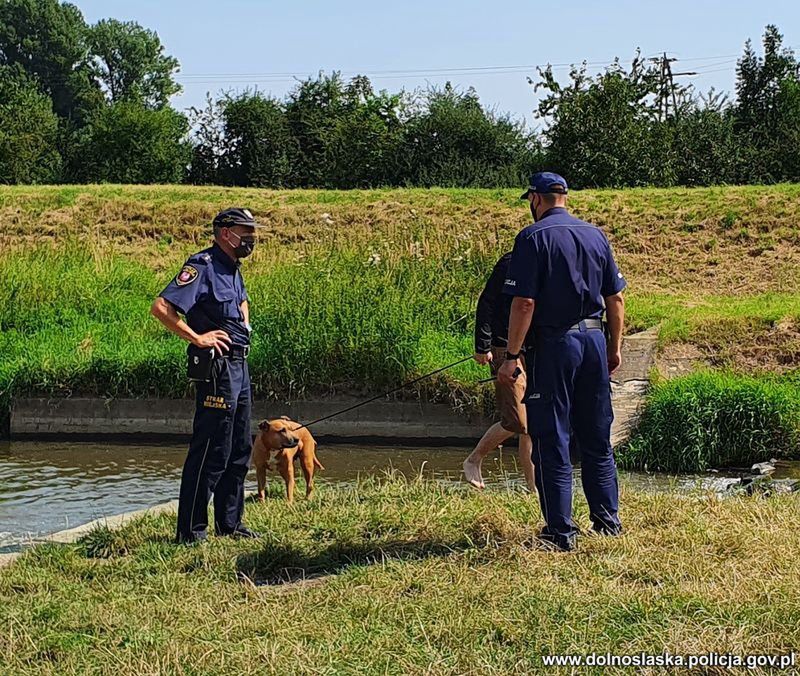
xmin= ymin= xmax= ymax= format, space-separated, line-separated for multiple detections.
xmin=2 ymin=440 xmax=798 ymax=552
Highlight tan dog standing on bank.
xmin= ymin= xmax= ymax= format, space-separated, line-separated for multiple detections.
xmin=252 ymin=417 xmax=324 ymax=503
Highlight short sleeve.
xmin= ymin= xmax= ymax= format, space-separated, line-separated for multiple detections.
xmin=503 ymin=231 xmax=540 ymax=299
xmin=159 ymin=260 xmax=209 ymax=315
xmin=601 ymin=242 xmax=627 ymax=297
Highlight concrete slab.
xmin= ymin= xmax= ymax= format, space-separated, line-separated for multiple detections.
xmin=11 ymin=397 xmax=492 ymax=441
xmin=9 ymin=329 xmax=659 ymax=447
xmin=43 ymin=500 xmax=179 ymax=544
xmin=0 ymin=500 xmax=180 ymax=570
xmin=0 ymin=553 xmax=21 ymax=569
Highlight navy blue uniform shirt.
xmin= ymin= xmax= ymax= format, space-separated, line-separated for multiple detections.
xmin=474 ymin=252 xmax=513 ymax=353
xmin=503 ymin=207 xmax=626 ymax=328
xmin=159 ymin=243 xmax=251 ymax=346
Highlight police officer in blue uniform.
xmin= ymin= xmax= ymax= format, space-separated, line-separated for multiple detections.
xmin=498 ymin=173 xmax=627 ymax=552
xmin=151 ymin=208 xmax=264 ymax=544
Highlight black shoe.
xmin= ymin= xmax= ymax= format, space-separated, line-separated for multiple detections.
xmin=537 ymin=530 xmax=577 ymax=552
xmin=218 ymin=525 xmax=262 ymax=539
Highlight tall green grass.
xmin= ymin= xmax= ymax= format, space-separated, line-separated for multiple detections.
xmin=0 ymin=245 xmax=490 ymax=432
xmin=2 ymin=243 xmax=799 ymax=463
xmin=619 ymin=371 xmax=800 ymax=471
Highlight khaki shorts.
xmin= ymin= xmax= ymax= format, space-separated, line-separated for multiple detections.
xmin=490 ymin=346 xmax=528 ymax=435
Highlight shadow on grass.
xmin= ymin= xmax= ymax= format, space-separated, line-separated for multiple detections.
xmin=236 ymin=536 xmax=471 ymax=585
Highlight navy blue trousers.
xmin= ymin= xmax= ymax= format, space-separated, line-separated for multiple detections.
xmin=526 ymin=327 xmax=621 ymax=542
xmin=176 ymin=356 xmax=252 ymax=542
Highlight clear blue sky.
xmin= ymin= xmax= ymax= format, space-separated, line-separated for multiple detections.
xmin=75 ymin=0 xmax=799 ymax=129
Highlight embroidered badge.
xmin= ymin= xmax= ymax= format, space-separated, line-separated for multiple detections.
xmin=203 ymin=395 xmax=228 ymax=410
xmin=176 ymin=265 xmax=198 ymax=286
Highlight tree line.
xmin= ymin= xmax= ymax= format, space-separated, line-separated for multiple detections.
xmin=1 ymin=0 xmax=798 ymax=189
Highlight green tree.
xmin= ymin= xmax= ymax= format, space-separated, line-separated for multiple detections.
xmin=186 ymin=93 xmax=225 ymax=185
xmin=89 ymin=18 xmax=180 ymax=109
xmin=76 ymin=101 xmax=190 ymax=183
xmin=734 ymin=25 xmax=800 ymax=182
xmin=400 ymin=83 xmax=535 ymax=187
xmin=281 ymin=72 xmax=407 ymax=187
xmin=324 ymin=76 xmax=404 ymax=188
xmin=217 ymin=91 xmax=296 ymax=187
xmin=0 ymin=0 xmax=101 ymax=123
xmin=0 ymin=65 xmax=61 ymax=183
xmin=284 ymin=72 xmax=351 ymax=186
xmin=534 ymin=58 xmax=674 ymax=188
xmin=671 ymin=105 xmax=740 ymax=186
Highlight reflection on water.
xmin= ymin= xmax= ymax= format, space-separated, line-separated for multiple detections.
xmin=1 ymin=440 xmax=798 ymax=551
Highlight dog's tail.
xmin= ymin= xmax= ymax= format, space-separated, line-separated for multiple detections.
xmin=314 ymin=454 xmax=325 ymax=470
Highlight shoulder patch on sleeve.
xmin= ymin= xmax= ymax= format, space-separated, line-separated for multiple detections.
xmin=176 ymin=265 xmax=199 ymax=286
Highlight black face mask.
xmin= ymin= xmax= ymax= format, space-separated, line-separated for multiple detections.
xmin=530 ymin=197 xmax=539 ymax=222
xmin=229 ymin=231 xmax=256 ymax=258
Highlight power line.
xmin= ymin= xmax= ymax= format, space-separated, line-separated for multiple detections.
xmin=173 ymin=49 xmax=769 ymax=85
xmin=692 ymin=66 xmax=740 ymax=75
xmin=18 ymin=47 xmax=795 ymax=88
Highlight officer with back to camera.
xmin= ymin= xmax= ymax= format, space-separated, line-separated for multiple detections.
xmin=151 ymin=208 xmax=265 ymax=544
xmin=498 ymin=173 xmax=626 ymax=552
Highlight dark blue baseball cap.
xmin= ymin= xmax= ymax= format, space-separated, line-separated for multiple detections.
xmin=212 ymin=207 xmax=266 ymax=228
xmin=520 ymin=172 xmax=569 ymax=199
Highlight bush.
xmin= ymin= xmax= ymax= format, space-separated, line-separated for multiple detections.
xmin=400 ymin=83 xmax=537 ymax=187
xmin=619 ymin=371 xmax=800 ymax=472
xmin=75 ymin=101 xmax=190 ymax=183
xmin=0 ymin=66 xmax=62 ymax=183
xmin=219 ymin=92 xmax=297 ymax=187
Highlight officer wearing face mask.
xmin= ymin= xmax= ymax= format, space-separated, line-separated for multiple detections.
xmin=151 ymin=207 xmax=263 ymax=544
xmin=498 ymin=173 xmax=627 ymax=552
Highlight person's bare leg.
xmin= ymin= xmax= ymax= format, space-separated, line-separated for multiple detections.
xmin=517 ymin=433 xmax=536 ymax=492
xmin=463 ymin=422 xmax=513 ymax=489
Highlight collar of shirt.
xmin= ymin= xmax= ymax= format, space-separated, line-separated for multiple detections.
xmin=211 ymin=242 xmax=240 ymax=271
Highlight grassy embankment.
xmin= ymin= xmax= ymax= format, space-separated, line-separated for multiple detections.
xmin=1 ymin=476 xmax=799 ymax=674
xmin=1 ymin=184 xmax=799 ymax=465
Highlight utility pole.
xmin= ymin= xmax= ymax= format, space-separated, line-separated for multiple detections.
xmin=651 ymin=53 xmax=697 ymax=120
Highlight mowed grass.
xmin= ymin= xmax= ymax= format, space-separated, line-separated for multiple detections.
xmin=1 ymin=477 xmax=799 ymax=675
xmin=2 ymin=183 xmax=800 ymax=298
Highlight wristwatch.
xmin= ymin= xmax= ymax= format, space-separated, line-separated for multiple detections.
xmin=505 ymin=351 xmax=521 ymax=361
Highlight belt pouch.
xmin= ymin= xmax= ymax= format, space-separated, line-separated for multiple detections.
xmin=187 ymin=345 xmax=215 ymax=382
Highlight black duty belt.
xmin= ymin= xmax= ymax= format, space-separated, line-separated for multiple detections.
xmin=226 ymin=345 xmax=250 ymax=360
xmin=568 ymin=318 xmax=604 ymax=331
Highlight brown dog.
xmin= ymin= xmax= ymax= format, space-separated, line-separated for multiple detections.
xmin=252 ymin=417 xmax=324 ymax=503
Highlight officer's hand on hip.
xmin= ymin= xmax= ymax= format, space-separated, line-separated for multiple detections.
xmin=194 ymin=330 xmax=232 ymax=353
xmin=474 ymin=351 xmax=492 ymax=366
xmin=497 ymin=358 xmax=520 ymax=386
xmin=607 ymin=347 xmax=622 ymax=375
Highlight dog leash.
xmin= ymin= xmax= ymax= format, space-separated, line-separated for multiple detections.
xmin=295 ymin=355 xmax=474 ymax=431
